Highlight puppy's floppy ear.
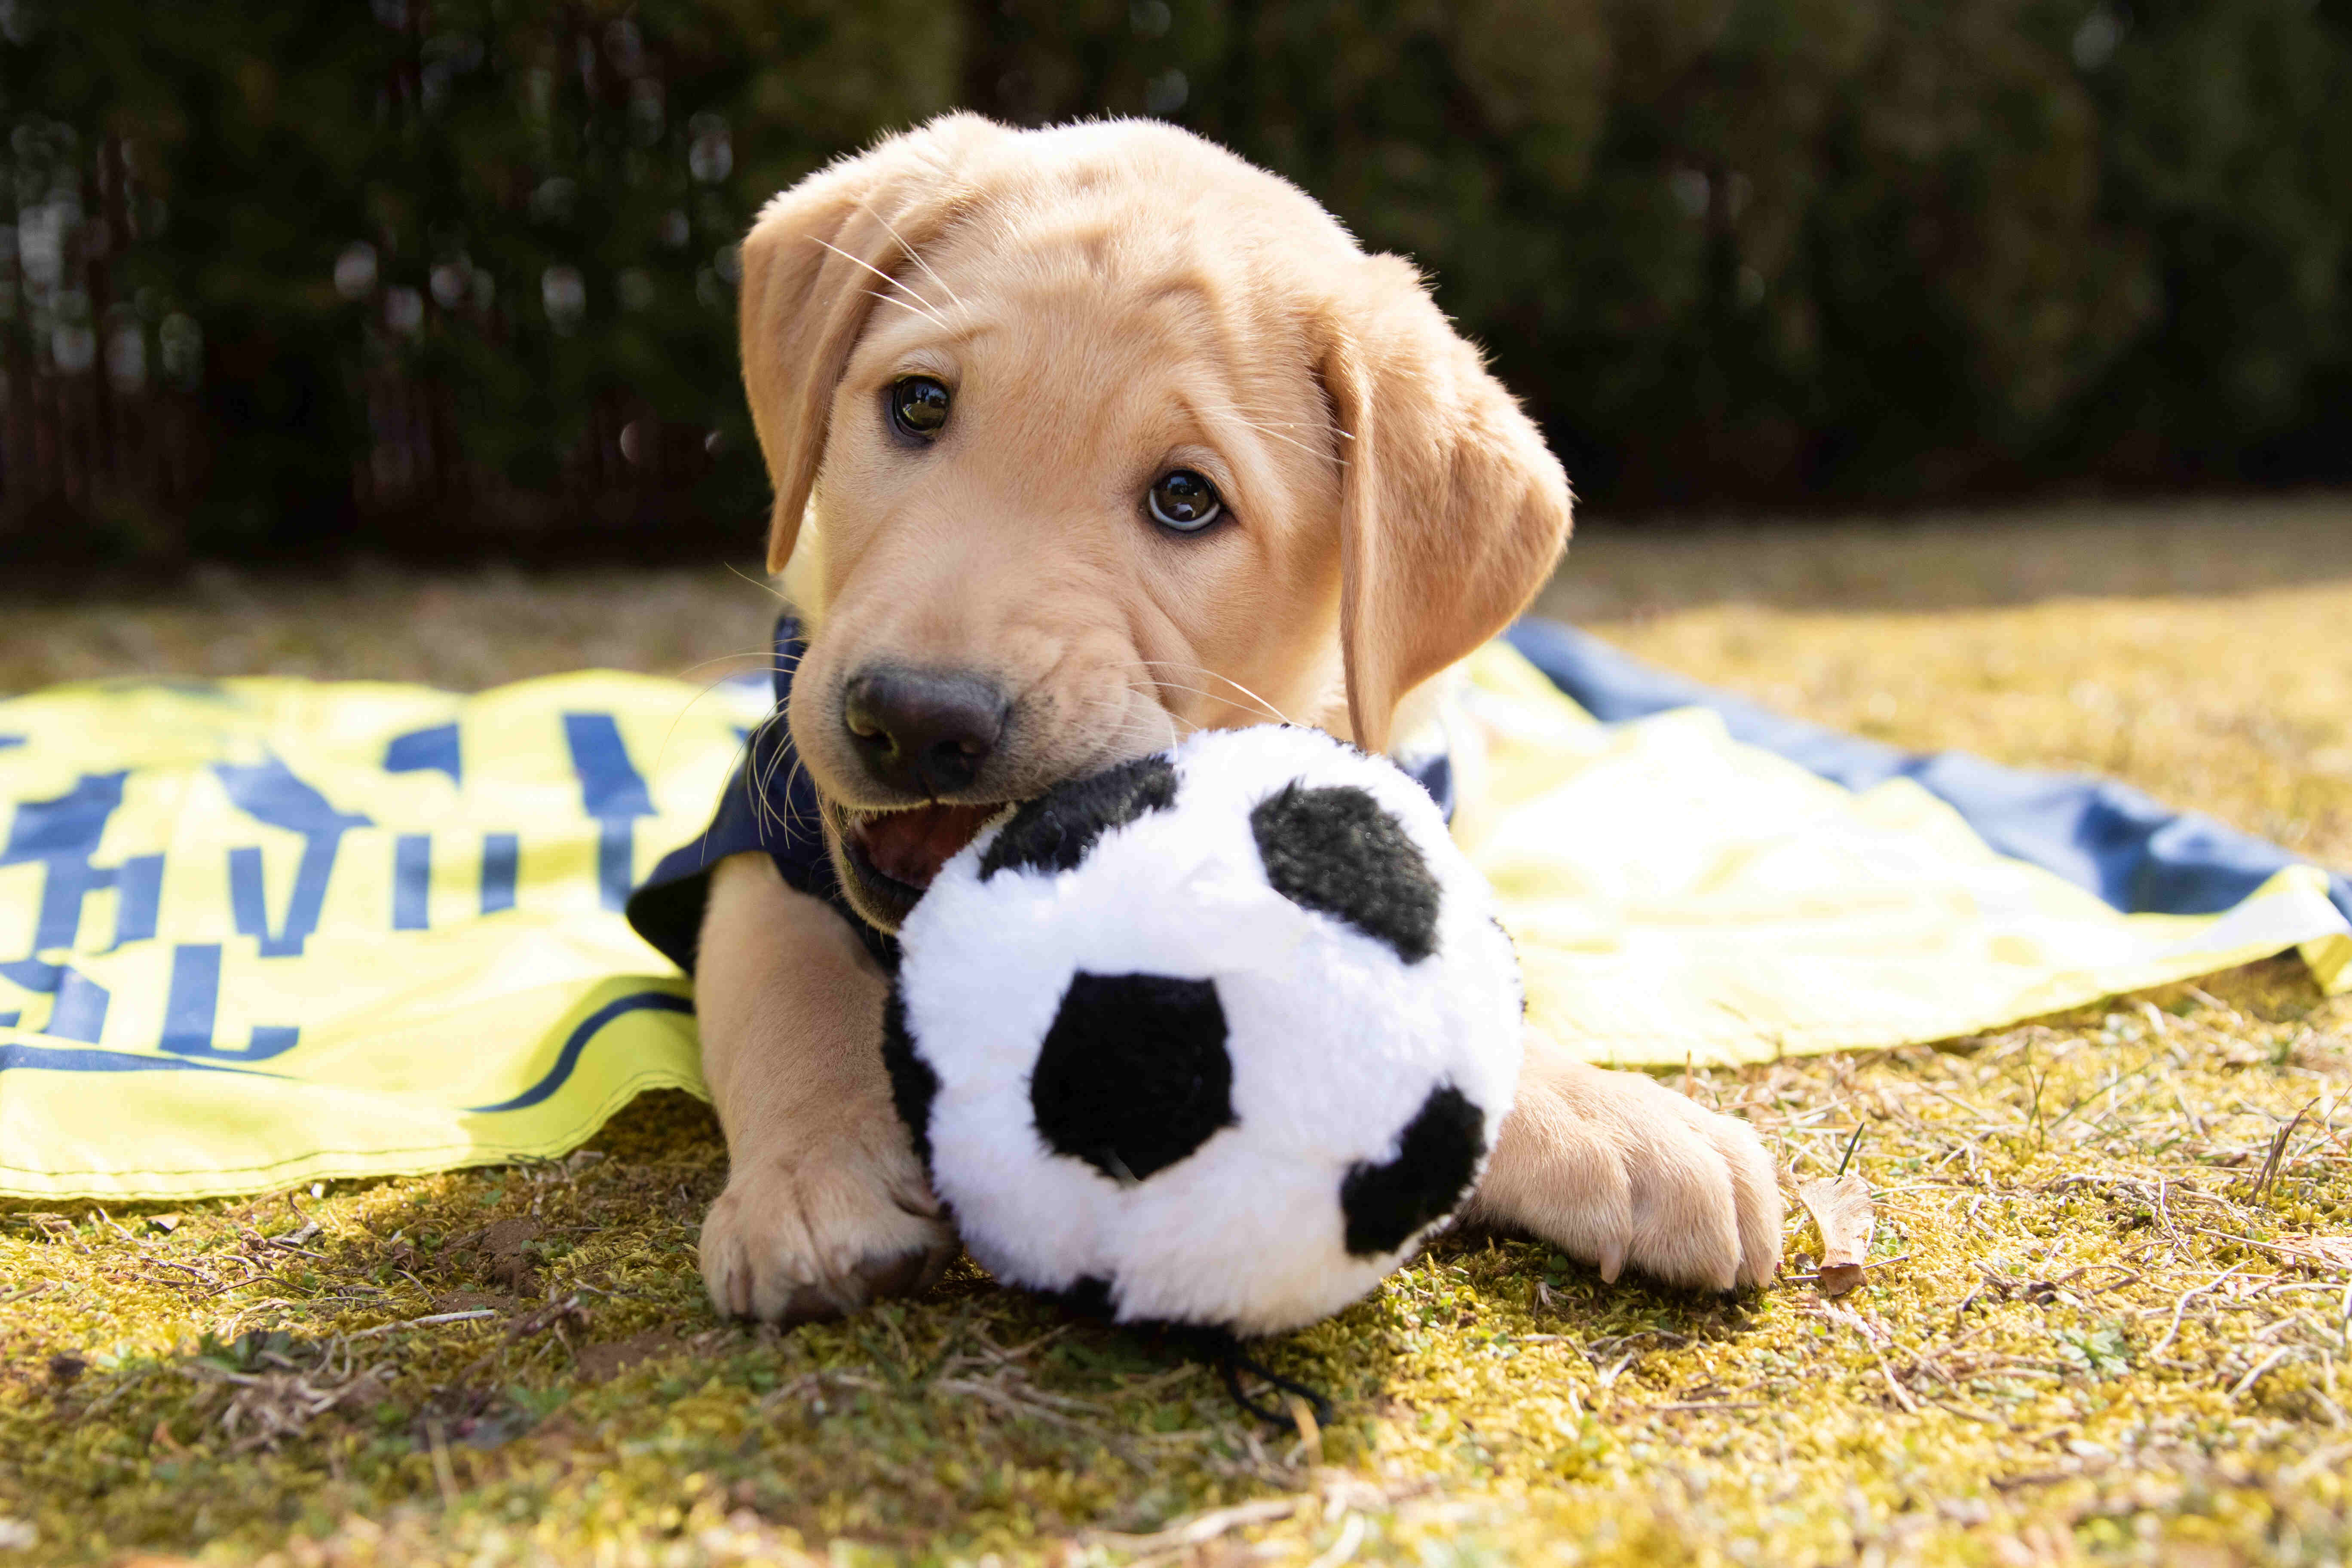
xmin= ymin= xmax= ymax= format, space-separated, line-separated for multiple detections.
xmin=1318 ymin=256 xmax=1572 ymax=753
xmin=738 ymin=113 xmax=1004 ymax=575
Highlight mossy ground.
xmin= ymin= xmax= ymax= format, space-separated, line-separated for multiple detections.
xmin=5 ymin=498 xmax=2351 ymax=1566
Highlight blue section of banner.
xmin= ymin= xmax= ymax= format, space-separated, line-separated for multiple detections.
xmin=1 ymin=770 xmax=132 ymax=951
xmin=1504 ymin=618 xmax=2352 ymax=925
xmin=393 ymin=835 xmax=432 ymax=931
xmin=384 ymin=723 xmax=462 ymax=786
xmin=107 ymin=854 xmax=165 ymax=950
xmin=481 ymin=833 xmax=519 ymax=915
xmin=0 ymin=1041 xmax=277 ymax=1077
xmin=467 ymin=990 xmax=694 ymax=1114
xmin=0 ymin=959 xmax=109 ymax=1043
xmin=562 ymin=714 xmax=655 ymax=912
xmin=159 ymin=944 xmax=301 ymax=1061
xmin=218 ymin=755 xmax=374 ymax=958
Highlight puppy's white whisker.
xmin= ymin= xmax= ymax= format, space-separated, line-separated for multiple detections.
xmin=1071 ymin=695 xmax=1192 ymax=749
xmin=1137 ymin=663 xmax=1297 ymax=726
xmin=779 ymin=754 xmax=820 ymax=837
xmin=744 ymin=727 xmax=784 ymax=838
xmin=860 ymin=200 xmax=966 ymax=314
xmin=1230 ymin=416 xmax=1354 ymax=440
xmin=1192 ymin=402 xmax=1351 ymax=466
xmin=746 ymin=711 xmax=791 ymax=837
xmin=725 ymin=562 xmax=809 ymax=611
xmin=1145 ymin=683 xmax=1290 ymax=728
xmin=753 ymin=711 xmax=798 ymax=813
xmin=1229 ymin=421 xmax=1348 ymax=468
xmin=1214 ymin=410 xmax=1347 ymax=435
xmin=673 ymin=647 xmax=803 ymax=679
xmin=865 ymin=290 xmax=949 ymax=331
xmin=1132 ymin=678 xmax=1278 ymax=723
xmin=809 ymin=236 xmax=947 ymax=321
xmin=654 ymin=666 xmax=785 ymax=798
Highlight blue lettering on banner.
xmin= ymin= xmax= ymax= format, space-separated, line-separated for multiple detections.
xmin=0 ymin=735 xmax=24 ymax=751
xmin=561 ymin=714 xmax=654 ymax=911
xmin=384 ymin=723 xmax=462 ymax=787
xmin=393 ymin=835 xmax=432 ymax=930
xmin=217 ymin=755 xmax=372 ymax=958
xmin=0 ymin=769 xmax=139 ymax=1038
xmin=1 ymin=770 xmax=143 ymax=952
xmin=0 ymin=959 xmax=109 ymax=1041
xmin=159 ymin=943 xmax=300 ymax=1061
xmin=481 ymin=833 xmax=519 ymax=915
xmin=104 ymin=854 xmax=165 ymax=949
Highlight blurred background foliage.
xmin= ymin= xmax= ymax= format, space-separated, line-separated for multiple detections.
xmin=1 ymin=0 xmax=2346 ymax=568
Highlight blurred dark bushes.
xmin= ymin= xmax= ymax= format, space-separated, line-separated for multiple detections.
xmin=1 ymin=0 xmax=2346 ymax=569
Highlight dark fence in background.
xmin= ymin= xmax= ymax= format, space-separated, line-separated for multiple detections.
xmin=3 ymin=0 xmax=2349 ymax=570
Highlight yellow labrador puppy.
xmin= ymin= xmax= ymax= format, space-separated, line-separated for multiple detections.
xmin=670 ymin=113 xmax=1783 ymax=1323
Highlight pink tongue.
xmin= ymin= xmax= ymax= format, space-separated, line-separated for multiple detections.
xmin=857 ymin=804 xmax=995 ymax=887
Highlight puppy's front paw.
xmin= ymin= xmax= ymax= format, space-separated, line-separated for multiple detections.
xmin=699 ymin=1128 xmax=955 ymax=1324
xmin=1472 ymin=1060 xmax=1784 ymax=1292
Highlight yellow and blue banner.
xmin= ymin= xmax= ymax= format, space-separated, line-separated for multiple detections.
xmin=1 ymin=625 xmax=2345 ymax=1200
xmin=1461 ymin=630 xmax=2350 ymax=1066
xmin=0 ymin=670 xmax=769 ymax=1199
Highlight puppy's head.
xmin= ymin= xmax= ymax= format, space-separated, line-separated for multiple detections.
xmin=739 ymin=114 xmax=1570 ymax=930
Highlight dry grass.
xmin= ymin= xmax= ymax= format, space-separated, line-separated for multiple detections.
xmin=4 ymin=496 xmax=2351 ymax=1567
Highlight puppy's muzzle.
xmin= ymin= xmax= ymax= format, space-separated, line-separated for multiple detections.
xmin=842 ymin=667 xmax=1009 ymax=798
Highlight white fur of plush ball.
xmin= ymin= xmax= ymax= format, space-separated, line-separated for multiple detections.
xmin=894 ymin=725 xmax=1523 ymax=1337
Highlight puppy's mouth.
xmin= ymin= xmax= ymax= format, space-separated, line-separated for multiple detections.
xmin=830 ymin=799 xmax=1002 ymax=924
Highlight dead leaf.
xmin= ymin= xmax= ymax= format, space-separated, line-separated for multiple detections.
xmin=2222 ymin=1232 xmax=2352 ymax=1271
xmin=576 ymin=1331 xmax=679 ymax=1383
xmin=1798 ymin=1173 xmax=1874 ymax=1297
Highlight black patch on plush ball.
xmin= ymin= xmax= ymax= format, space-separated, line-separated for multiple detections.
xmin=879 ymin=984 xmax=940 ymax=1171
xmin=1031 ymin=971 xmax=1234 ymax=1182
xmin=1340 ymin=1085 xmax=1485 ymax=1257
xmin=1251 ymin=782 xmax=1442 ymax=962
xmin=982 ymin=755 xmax=1179 ymax=880
xmin=1051 ymin=1275 xmax=1118 ymax=1320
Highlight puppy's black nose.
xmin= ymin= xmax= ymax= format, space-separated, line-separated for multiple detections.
xmin=842 ymin=669 xmax=1008 ymax=795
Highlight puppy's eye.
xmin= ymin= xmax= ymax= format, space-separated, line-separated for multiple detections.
xmin=1147 ymin=469 xmax=1223 ymax=532
xmin=888 ymin=376 xmax=952 ymax=440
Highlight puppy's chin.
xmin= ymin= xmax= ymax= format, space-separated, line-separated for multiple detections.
xmin=822 ymin=796 xmax=1002 ymax=931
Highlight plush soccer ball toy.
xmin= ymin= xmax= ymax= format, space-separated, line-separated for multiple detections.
xmin=883 ymin=724 xmax=1523 ymax=1338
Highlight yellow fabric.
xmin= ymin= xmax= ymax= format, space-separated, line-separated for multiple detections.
xmin=3 ymin=650 xmax=2345 ymax=1199
xmin=0 ymin=673 xmax=760 ymax=1200
xmin=1453 ymin=643 xmax=2352 ymax=1068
